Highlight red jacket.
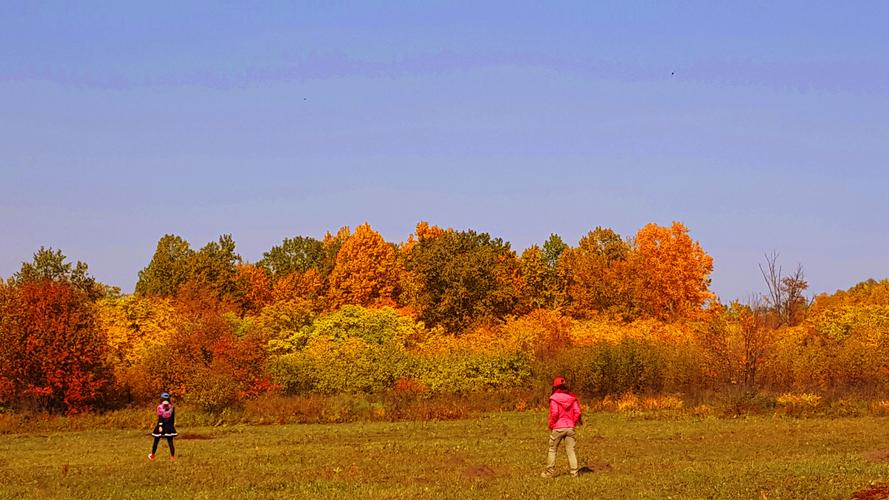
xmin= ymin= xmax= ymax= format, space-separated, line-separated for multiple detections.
xmin=548 ymin=390 xmax=581 ymax=429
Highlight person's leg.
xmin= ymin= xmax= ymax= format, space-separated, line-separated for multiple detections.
xmin=167 ymin=437 xmax=175 ymax=458
xmin=543 ymin=429 xmax=566 ymax=476
xmin=564 ymin=428 xmax=578 ymax=475
xmin=149 ymin=437 xmax=160 ymax=458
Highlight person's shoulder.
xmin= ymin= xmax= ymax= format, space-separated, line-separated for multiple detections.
xmin=551 ymin=391 xmax=577 ymax=403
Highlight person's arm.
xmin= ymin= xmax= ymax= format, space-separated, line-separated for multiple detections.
xmin=548 ymin=399 xmax=559 ymax=429
xmin=571 ymin=399 xmax=582 ymax=425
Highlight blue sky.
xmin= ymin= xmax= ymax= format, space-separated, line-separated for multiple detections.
xmin=2 ymin=1 xmax=888 ymax=301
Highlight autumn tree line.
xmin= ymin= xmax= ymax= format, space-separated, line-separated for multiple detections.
xmin=1 ymin=221 xmax=888 ymax=414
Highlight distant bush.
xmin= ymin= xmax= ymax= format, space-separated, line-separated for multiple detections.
xmin=412 ymin=351 xmax=532 ymax=394
xmin=187 ymin=371 xmax=241 ymax=413
xmin=595 ymin=393 xmax=684 ymax=413
xmin=546 ymin=339 xmax=667 ymax=397
xmin=774 ymin=392 xmax=822 ymax=417
xmin=266 ymin=354 xmax=317 ymax=395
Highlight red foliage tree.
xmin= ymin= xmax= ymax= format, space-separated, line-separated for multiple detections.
xmin=0 ymin=281 xmax=110 ymax=413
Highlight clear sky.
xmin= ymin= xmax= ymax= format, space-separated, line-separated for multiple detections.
xmin=2 ymin=1 xmax=888 ymax=301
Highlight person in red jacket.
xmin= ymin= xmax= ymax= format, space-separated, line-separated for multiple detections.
xmin=541 ymin=376 xmax=582 ymax=477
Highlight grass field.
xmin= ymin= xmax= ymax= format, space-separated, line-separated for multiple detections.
xmin=2 ymin=411 xmax=889 ymax=499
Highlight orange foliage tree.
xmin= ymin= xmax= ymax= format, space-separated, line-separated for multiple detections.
xmin=327 ymin=223 xmax=401 ymax=308
xmin=518 ymin=246 xmax=548 ymax=312
xmin=559 ymin=227 xmax=632 ymax=319
xmin=628 ymin=222 xmax=714 ymax=321
xmin=318 ymin=226 xmax=351 ymax=281
xmin=234 ymin=263 xmax=273 ymax=315
xmin=271 ymin=268 xmax=324 ymax=309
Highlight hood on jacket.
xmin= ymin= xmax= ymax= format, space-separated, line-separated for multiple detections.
xmin=550 ymin=390 xmax=577 ymax=409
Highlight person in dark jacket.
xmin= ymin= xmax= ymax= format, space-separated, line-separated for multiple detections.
xmin=541 ymin=376 xmax=582 ymax=477
xmin=149 ymin=392 xmax=177 ymax=461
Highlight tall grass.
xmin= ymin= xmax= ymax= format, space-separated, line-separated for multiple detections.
xmin=5 ymin=389 xmax=889 ymax=435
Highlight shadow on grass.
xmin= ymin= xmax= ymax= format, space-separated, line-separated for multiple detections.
xmin=177 ymin=432 xmax=215 ymax=440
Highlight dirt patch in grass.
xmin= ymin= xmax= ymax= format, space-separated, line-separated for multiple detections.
xmin=464 ymin=465 xmax=496 ymax=480
xmin=863 ymin=450 xmax=889 ymax=462
xmin=851 ymin=484 xmax=889 ymax=500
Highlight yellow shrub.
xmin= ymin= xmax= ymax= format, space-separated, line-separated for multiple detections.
xmin=776 ymin=393 xmax=822 ymax=407
xmin=870 ymin=400 xmax=889 ymax=416
xmin=776 ymin=393 xmax=822 ymax=417
xmin=690 ymin=404 xmax=714 ymax=417
xmin=641 ymin=395 xmax=684 ymax=411
xmin=617 ymin=393 xmax=640 ymax=412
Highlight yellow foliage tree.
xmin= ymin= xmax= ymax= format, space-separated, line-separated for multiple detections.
xmin=97 ymin=295 xmax=179 ymax=368
xmin=96 ymin=295 xmax=180 ymax=399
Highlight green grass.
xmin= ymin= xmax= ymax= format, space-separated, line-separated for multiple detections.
xmin=2 ymin=412 xmax=888 ymax=499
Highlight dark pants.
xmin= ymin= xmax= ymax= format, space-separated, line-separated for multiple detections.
xmin=152 ymin=436 xmax=175 ymax=456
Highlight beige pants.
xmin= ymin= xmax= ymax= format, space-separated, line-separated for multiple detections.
xmin=545 ymin=427 xmax=577 ymax=474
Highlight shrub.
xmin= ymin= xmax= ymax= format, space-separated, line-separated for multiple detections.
xmin=499 ymin=309 xmax=574 ymax=358
xmin=266 ymin=354 xmax=317 ymax=395
xmin=775 ymin=393 xmax=822 ymax=416
xmin=187 ymin=371 xmax=241 ymax=413
xmin=548 ymin=339 xmax=666 ymax=397
xmin=870 ymin=400 xmax=889 ymax=416
xmin=411 ymin=351 xmax=532 ymax=394
xmin=305 ymin=337 xmax=413 ymax=394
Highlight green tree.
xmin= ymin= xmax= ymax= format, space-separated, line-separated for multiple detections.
xmin=135 ymin=235 xmax=194 ymax=297
xmin=13 ymin=247 xmax=104 ymax=300
xmin=258 ymin=236 xmax=324 ymax=280
xmin=542 ymin=233 xmax=568 ymax=270
xmin=187 ymin=234 xmax=242 ymax=302
xmin=541 ymin=233 xmax=570 ymax=308
xmin=405 ymin=229 xmax=520 ymax=332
